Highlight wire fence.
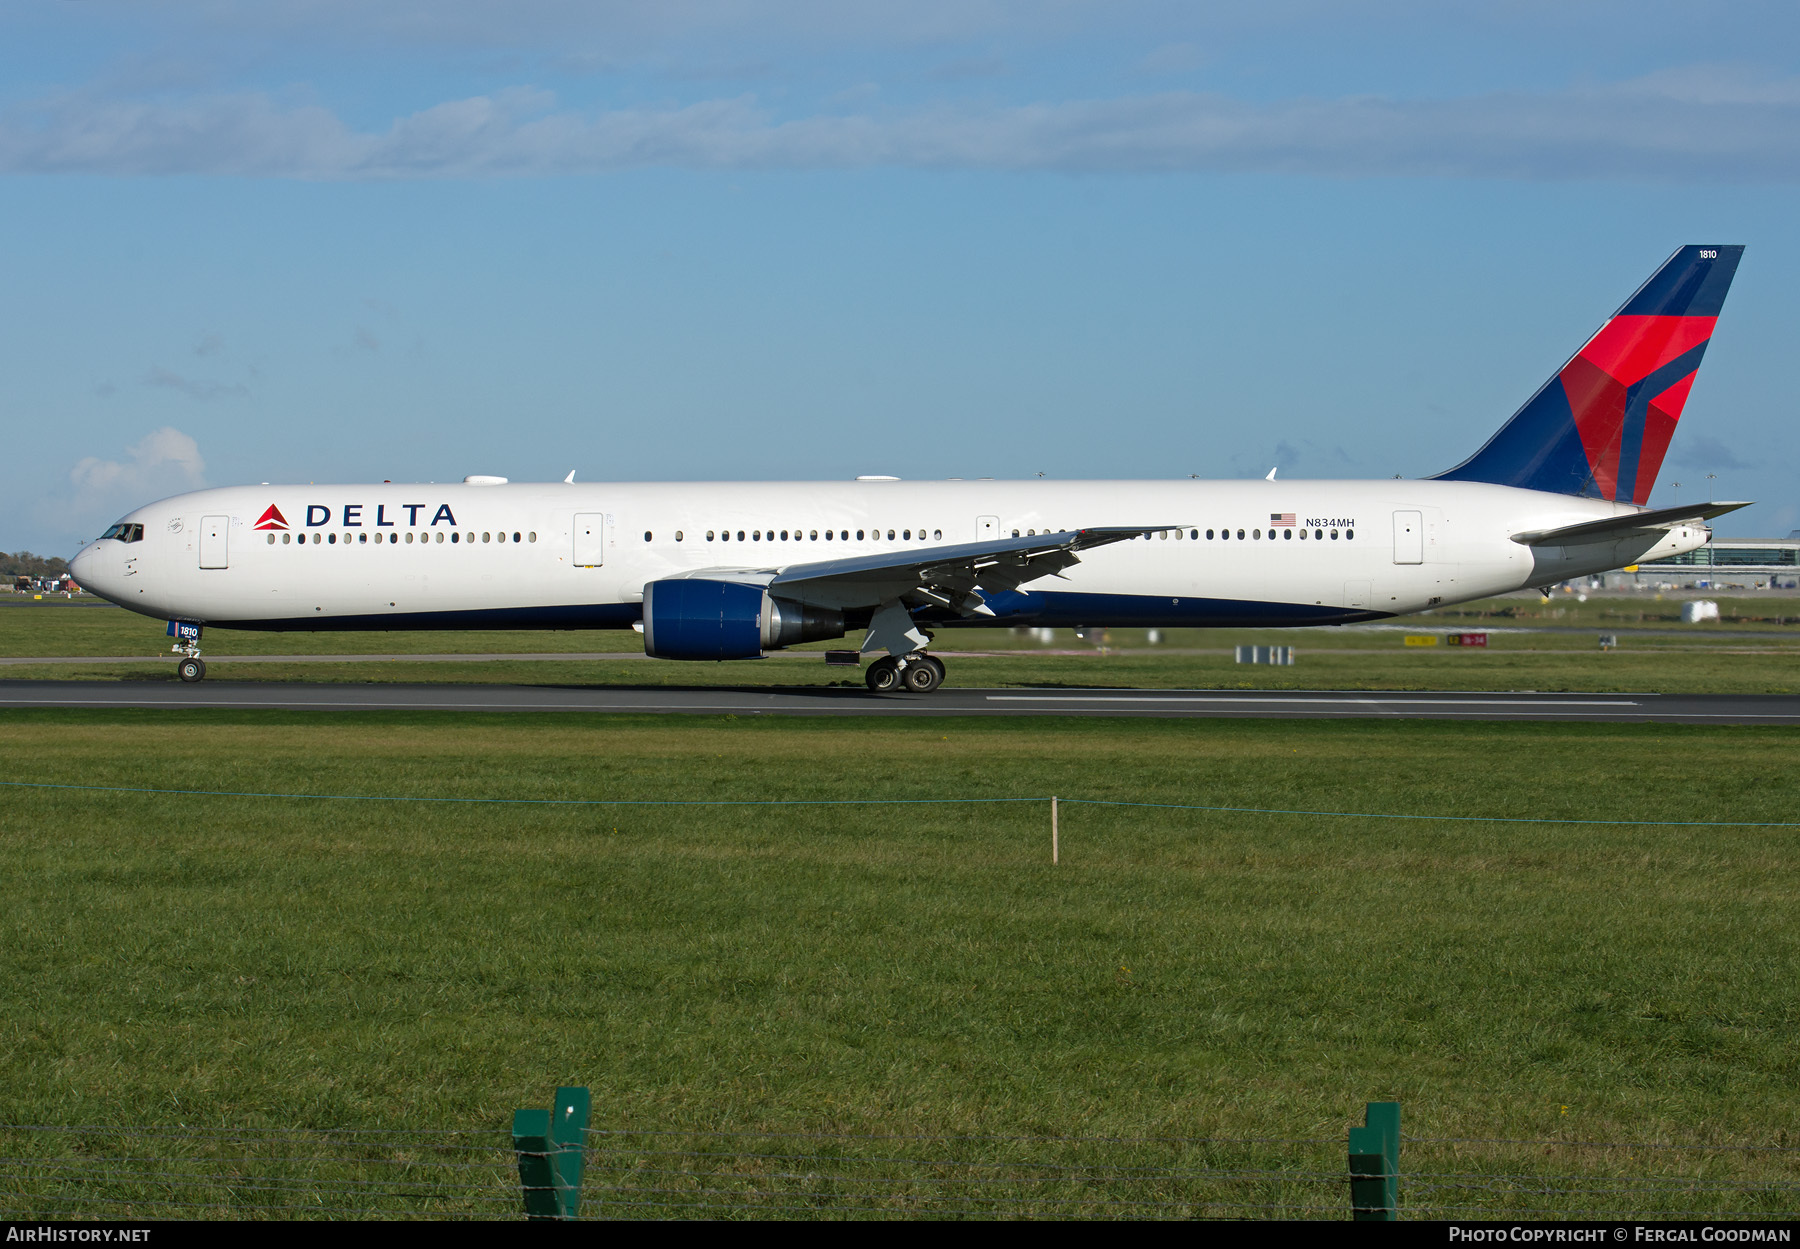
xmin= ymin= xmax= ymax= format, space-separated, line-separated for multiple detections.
xmin=5 ymin=777 xmax=1799 ymax=829
xmin=2 ymin=1121 xmax=1796 ymax=1220
xmin=575 ymin=1126 xmax=1349 ymax=1219
xmin=0 ymin=1124 xmax=521 ymax=1220
xmin=1395 ymin=1135 xmax=1800 ymax=1220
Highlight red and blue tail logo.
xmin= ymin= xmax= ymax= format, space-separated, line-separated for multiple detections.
xmin=1435 ymin=245 xmax=1742 ymax=502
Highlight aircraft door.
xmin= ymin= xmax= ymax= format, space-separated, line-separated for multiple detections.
xmin=1392 ymin=511 xmax=1423 ymax=565
xmin=976 ymin=515 xmax=999 ymax=541
xmin=199 ymin=515 xmax=229 ymax=569
xmin=573 ymin=513 xmax=607 ymax=567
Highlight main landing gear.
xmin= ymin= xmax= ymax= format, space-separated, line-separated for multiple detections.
xmin=865 ymin=653 xmax=945 ymax=694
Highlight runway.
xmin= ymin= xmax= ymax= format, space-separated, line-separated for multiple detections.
xmin=2 ymin=679 xmax=1797 ymax=723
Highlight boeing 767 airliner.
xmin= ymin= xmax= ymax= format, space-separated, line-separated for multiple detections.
xmin=71 ymin=245 xmax=1748 ymax=693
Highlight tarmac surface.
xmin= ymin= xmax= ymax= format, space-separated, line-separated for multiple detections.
xmin=2 ymin=679 xmax=1798 ymax=722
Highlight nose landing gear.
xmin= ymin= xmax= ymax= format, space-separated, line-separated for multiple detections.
xmin=864 ymin=652 xmax=945 ymax=694
xmin=169 ymin=623 xmax=207 ymax=682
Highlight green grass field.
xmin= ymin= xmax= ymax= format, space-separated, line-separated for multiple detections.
xmin=2 ymin=710 xmax=1797 ymax=1217
xmin=5 ymin=593 xmax=1800 ymax=693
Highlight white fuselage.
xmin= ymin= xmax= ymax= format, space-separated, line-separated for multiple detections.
xmin=71 ymin=477 xmax=1710 ymax=637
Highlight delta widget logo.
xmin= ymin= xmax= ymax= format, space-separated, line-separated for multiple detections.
xmin=253 ymin=505 xmax=289 ymax=531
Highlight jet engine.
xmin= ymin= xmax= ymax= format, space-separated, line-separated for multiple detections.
xmin=641 ymin=578 xmax=845 ymax=660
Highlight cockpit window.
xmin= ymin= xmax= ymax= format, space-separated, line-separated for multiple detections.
xmin=100 ymin=523 xmax=144 ymax=543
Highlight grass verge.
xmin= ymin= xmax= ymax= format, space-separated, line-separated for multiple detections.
xmin=1 ymin=712 xmax=1796 ymax=1215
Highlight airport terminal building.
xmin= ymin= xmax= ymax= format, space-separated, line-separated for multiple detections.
xmin=1600 ymin=536 xmax=1800 ymax=590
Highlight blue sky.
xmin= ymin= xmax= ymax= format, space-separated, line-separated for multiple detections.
xmin=4 ymin=1 xmax=1799 ymax=556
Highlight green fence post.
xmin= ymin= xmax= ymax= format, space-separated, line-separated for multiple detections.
xmin=513 ymin=1086 xmax=591 ymax=1220
xmin=513 ymin=1107 xmax=558 ymax=1220
xmin=1348 ymin=1100 xmax=1400 ymax=1221
xmin=550 ymin=1086 xmax=591 ymax=1218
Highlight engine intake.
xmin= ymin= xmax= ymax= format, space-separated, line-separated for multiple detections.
xmin=642 ymin=579 xmax=844 ymax=660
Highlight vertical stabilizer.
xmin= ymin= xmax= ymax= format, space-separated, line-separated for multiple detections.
xmin=1434 ymin=245 xmax=1742 ymax=502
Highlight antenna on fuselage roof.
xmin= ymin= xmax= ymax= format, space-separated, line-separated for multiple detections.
xmin=1266 ymin=467 xmax=1278 ymax=481
xmin=563 ymin=470 xmax=576 ymax=484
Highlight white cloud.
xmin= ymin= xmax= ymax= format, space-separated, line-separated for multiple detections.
xmin=144 ymin=366 xmax=249 ymax=400
xmin=68 ymin=427 xmax=207 ymax=514
xmin=1 ymin=69 xmax=1799 ymax=181
xmin=59 ymin=0 xmax=1097 ymax=53
xmin=1672 ymin=434 xmax=1753 ymax=472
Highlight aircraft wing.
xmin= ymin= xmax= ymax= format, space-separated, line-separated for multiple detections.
xmin=1510 ymin=501 xmax=1751 ymax=546
xmin=750 ymin=527 xmax=1179 ymax=614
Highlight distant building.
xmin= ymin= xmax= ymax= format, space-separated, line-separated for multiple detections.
xmin=1598 ymin=537 xmax=1800 ymax=590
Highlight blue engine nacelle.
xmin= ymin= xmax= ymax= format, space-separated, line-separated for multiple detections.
xmin=641 ymin=579 xmax=845 ymax=660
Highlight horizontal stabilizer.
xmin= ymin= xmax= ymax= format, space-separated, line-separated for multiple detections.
xmin=1510 ymin=501 xmax=1750 ymax=546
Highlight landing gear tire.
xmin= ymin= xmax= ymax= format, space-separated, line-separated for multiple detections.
xmin=177 ymin=657 xmax=205 ymax=683
xmin=903 ymin=657 xmax=942 ymax=694
xmin=865 ymin=656 xmax=902 ymax=693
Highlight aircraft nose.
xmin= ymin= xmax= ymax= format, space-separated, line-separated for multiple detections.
xmin=70 ymin=541 xmax=118 ymax=601
xmin=69 ymin=543 xmax=96 ymax=584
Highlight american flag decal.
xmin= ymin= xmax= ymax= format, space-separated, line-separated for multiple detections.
xmin=1270 ymin=513 xmax=1296 ymax=527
